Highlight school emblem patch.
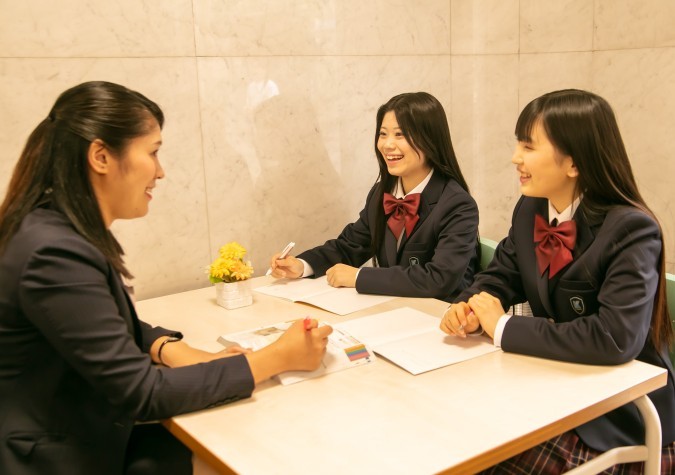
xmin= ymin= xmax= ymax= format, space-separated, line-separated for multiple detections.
xmin=409 ymin=257 xmax=420 ymax=266
xmin=570 ymin=296 xmax=585 ymax=315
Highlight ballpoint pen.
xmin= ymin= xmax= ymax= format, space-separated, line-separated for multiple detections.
xmin=265 ymin=241 xmax=295 ymax=276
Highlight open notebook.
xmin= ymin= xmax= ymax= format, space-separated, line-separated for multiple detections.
xmin=218 ymin=320 xmax=375 ymax=385
xmin=337 ymin=307 xmax=500 ymax=375
xmin=254 ymin=276 xmax=395 ymax=315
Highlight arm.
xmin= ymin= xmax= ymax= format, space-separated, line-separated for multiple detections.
xmin=19 ymin=236 xmax=331 ymax=421
xmin=296 ymin=185 xmax=379 ymax=276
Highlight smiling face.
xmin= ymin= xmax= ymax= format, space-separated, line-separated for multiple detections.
xmin=89 ymin=120 xmax=164 ymax=227
xmin=512 ymin=120 xmax=579 ymax=212
xmin=377 ymin=111 xmax=431 ymax=193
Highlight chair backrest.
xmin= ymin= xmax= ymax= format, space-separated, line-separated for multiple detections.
xmin=666 ymin=273 xmax=675 ymax=365
xmin=479 ymin=238 xmax=499 ymax=272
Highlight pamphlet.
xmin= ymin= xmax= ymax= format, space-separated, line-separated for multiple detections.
xmin=218 ymin=320 xmax=375 ymax=385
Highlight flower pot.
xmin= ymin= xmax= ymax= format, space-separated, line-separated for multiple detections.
xmin=215 ymin=280 xmax=253 ymax=310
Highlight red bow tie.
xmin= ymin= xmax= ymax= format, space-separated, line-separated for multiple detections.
xmin=534 ymin=214 xmax=577 ymax=279
xmin=383 ymin=193 xmax=421 ymax=240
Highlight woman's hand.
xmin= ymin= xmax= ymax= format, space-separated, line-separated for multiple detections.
xmin=270 ymin=254 xmax=304 ymax=279
xmin=467 ymin=292 xmax=505 ymax=338
xmin=326 ymin=264 xmax=358 ymax=288
xmin=440 ymin=301 xmax=480 ymax=338
xmin=245 ymin=318 xmax=333 ymax=383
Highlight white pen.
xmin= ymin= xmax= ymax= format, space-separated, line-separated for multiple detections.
xmin=265 ymin=242 xmax=296 ymax=276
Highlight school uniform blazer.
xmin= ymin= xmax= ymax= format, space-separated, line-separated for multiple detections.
xmin=297 ymin=172 xmax=479 ymax=302
xmin=456 ymin=196 xmax=675 ymax=452
xmin=0 ymin=208 xmax=254 ymax=475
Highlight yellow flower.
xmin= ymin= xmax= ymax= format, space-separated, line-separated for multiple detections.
xmin=218 ymin=242 xmax=247 ymax=260
xmin=208 ymin=242 xmax=254 ymax=283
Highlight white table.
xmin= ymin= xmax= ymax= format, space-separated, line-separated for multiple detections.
xmin=136 ymin=277 xmax=667 ymax=475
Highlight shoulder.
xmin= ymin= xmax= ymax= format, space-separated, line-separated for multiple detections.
xmin=436 ymin=177 xmax=477 ymax=210
xmin=596 ymin=206 xmax=661 ymax=239
xmin=5 ymin=209 xmax=107 ymax=271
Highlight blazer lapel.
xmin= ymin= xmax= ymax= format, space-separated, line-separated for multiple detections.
xmin=406 ymin=172 xmax=445 ymax=241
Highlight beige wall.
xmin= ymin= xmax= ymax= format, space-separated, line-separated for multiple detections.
xmin=1 ymin=0 xmax=673 ymax=300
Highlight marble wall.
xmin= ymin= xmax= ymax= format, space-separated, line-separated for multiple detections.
xmin=1 ymin=0 xmax=673 ymax=300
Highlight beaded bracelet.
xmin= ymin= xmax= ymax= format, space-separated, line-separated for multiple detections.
xmin=157 ymin=336 xmax=181 ymax=365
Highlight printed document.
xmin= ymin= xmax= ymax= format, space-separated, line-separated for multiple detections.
xmin=218 ymin=320 xmax=374 ymax=385
xmin=254 ymin=276 xmax=395 ymax=315
xmin=336 ymin=307 xmax=499 ymax=375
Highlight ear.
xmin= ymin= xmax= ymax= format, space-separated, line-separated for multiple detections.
xmin=566 ymin=157 xmax=579 ymax=178
xmin=87 ymin=139 xmax=110 ymax=175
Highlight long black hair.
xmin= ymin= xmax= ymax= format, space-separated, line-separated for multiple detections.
xmin=515 ymin=89 xmax=672 ymax=350
xmin=0 ymin=81 xmax=164 ymax=278
xmin=370 ymin=92 xmax=472 ymax=257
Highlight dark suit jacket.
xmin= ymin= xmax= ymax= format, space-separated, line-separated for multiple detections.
xmin=457 ymin=196 xmax=675 ymax=451
xmin=0 ymin=208 xmax=254 ymax=475
xmin=298 ymin=173 xmax=479 ymax=302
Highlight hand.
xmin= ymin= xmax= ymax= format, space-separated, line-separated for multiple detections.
xmin=270 ymin=254 xmax=304 ymax=279
xmin=440 ymin=301 xmax=480 ymax=338
xmin=467 ymin=292 xmax=505 ymax=338
xmin=326 ymin=264 xmax=358 ymax=288
xmin=272 ymin=318 xmax=333 ymax=371
xmin=245 ymin=319 xmax=334 ymax=383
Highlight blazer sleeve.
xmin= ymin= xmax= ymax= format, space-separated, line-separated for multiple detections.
xmin=357 ymin=187 xmax=479 ymax=300
xmin=297 ymin=185 xmax=378 ymax=276
xmin=18 ymin=234 xmax=254 ymax=421
xmin=502 ymin=209 xmax=662 ymax=365
xmin=454 ymin=197 xmax=527 ymax=307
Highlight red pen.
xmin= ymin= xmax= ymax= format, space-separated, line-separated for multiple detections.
xmin=303 ymin=316 xmax=312 ymax=331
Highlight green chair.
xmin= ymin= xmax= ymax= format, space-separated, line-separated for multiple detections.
xmin=666 ymin=273 xmax=675 ymax=366
xmin=479 ymin=237 xmax=499 ymax=271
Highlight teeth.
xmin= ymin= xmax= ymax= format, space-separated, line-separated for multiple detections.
xmin=386 ymin=155 xmax=403 ymax=161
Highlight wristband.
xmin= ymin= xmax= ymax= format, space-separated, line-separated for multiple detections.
xmin=157 ymin=336 xmax=181 ymax=365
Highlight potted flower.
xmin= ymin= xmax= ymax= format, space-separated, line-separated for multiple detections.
xmin=208 ymin=242 xmax=254 ymax=309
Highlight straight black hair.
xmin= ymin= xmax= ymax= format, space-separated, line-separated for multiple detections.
xmin=370 ymin=92 xmax=473 ymax=257
xmin=0 ymin=81 xmax=164 ymax=278
xmin=516 ymin=89 xmax=672 ymax=350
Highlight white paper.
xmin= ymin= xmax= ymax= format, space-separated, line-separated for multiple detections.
xmin=254 ymin=276 xmax=395 ymax=315
xmin=336 ymin=307 xmax=499 ymax=375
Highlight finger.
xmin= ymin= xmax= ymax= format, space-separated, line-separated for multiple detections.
xmin=315 ymin=324 xmax=333 ymax=338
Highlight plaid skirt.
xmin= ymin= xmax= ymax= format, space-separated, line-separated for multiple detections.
xmin=479 ymin=430 xmax=675 ymax=475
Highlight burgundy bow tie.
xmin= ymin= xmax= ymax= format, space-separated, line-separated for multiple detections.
xmin=383 ymin=192 xmax=421 ymax=240
xmin=534 ymin=214 xmax=577 ymax=279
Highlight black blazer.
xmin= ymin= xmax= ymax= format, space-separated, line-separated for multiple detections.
xmin=0 ymin=208 xmax=254 ymax=475
xmin=298 ymin=172 xmax=479 ymax=301
xmin=457 ymin=196 xmax=675 ymax=451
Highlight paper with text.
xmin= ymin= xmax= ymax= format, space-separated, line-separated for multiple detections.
xmin=336 ymin=307 xmax=499 ymax=375
xmin=218 ymin=321 xmax=375 ymax=385
xmin=255 ymin=276 xmax=395 ymax=315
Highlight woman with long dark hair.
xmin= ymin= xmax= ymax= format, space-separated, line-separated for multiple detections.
xmin=441 ymin=89 xmax=674 ymax=473
xmin=269 ymin=92 xmax=479 ymax=302
xmin=0 ymin=81 xmax=332 ymax=475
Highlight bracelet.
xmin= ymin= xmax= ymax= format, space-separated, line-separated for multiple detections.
xmin=157 ymin=336 xmax=181 ymax=365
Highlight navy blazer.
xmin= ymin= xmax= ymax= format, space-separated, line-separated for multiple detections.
xmin=298 ymin=172 xmax=479 ymax=302
xmin=0 ymin=208 xmax=254 ymax=475
xmin=457 ymin=196 xmax=675 ymax=452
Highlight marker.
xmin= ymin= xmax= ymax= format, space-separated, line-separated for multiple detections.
xmin=265 ymin=241 xmax=296 ymax=276
xmin=303 ymin=316 xmax=312 ymax=331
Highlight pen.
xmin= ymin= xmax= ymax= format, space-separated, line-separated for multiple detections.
xmin=265 ymin=241 xmax=296 ymax=276
xmin=303 ymin=316 xmax=312 ymax=331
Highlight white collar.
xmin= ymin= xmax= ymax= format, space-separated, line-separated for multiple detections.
xmin=392 ymin=169 xmax=434 ymax=199
xmin=548 ymin=195 xmax=582 ymax=224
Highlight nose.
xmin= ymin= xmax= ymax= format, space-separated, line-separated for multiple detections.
xmin=511 ymin=146 xmax=523 ymax=165
xmin=155 ymin=157 xmax=165 ymax=180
